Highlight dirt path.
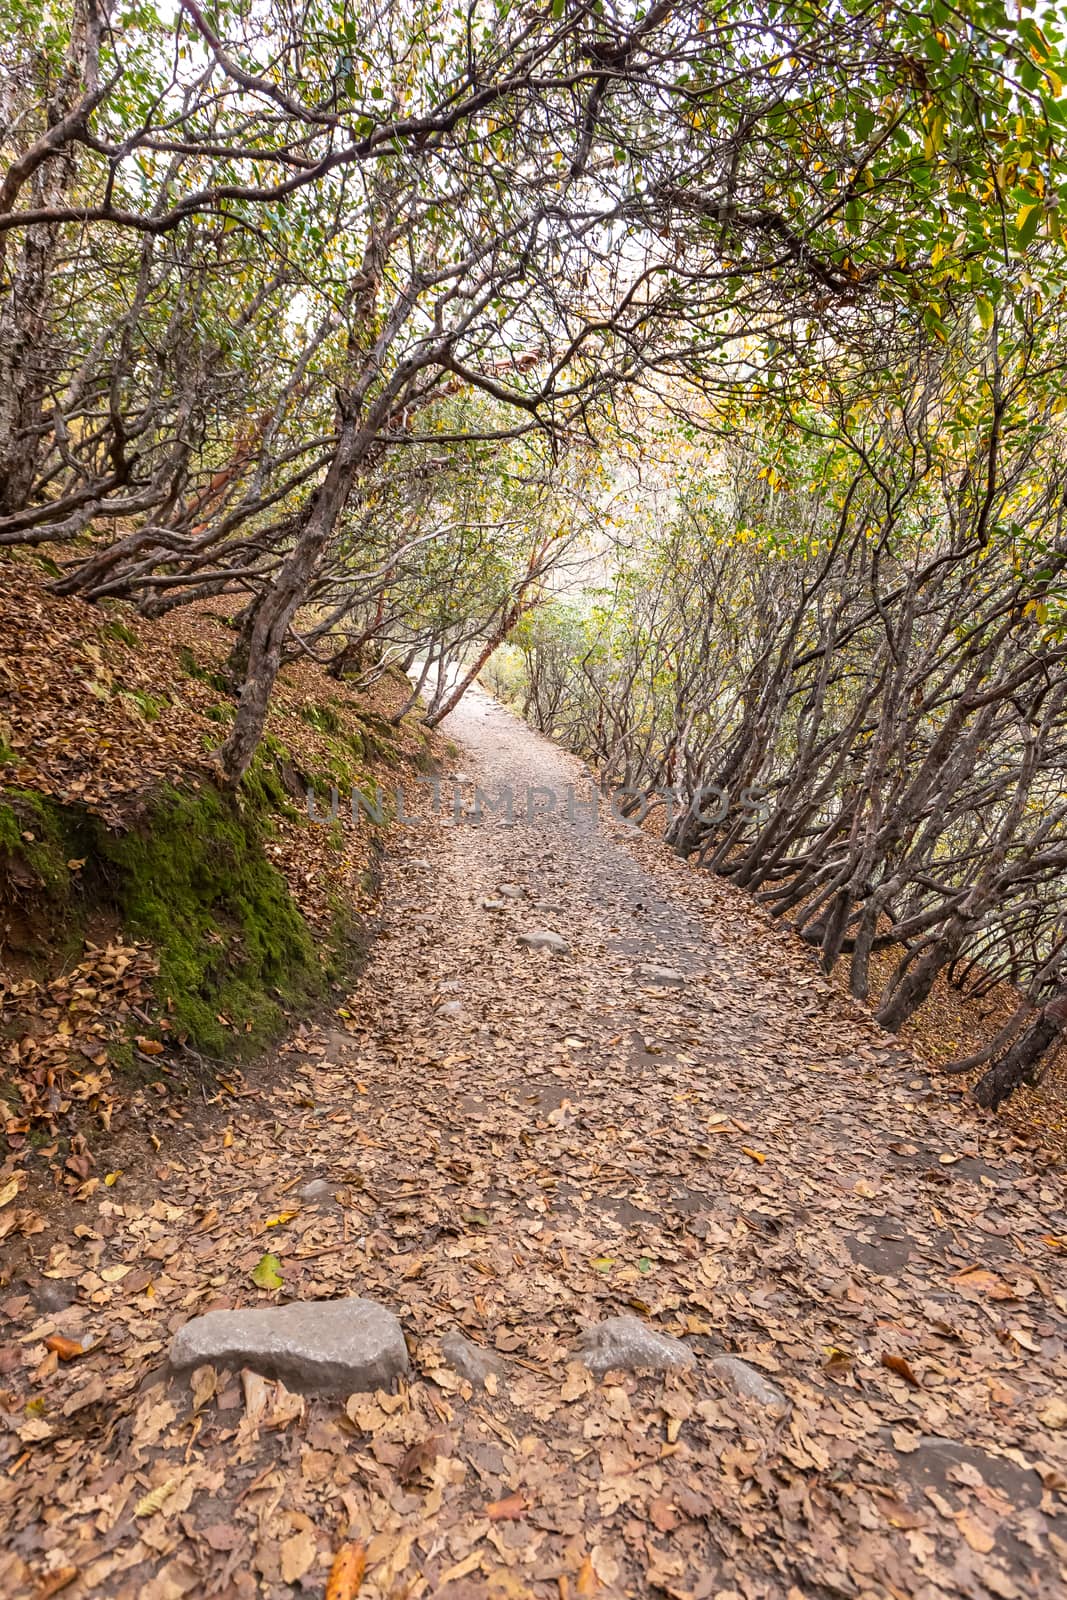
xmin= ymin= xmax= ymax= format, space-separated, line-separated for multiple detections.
xmin=2 ymin=689 xmax=1065 ymax=1600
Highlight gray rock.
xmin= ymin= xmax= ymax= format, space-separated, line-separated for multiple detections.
xmin=30 ymin=1279 xmax=77 ymax=1314
xmin=518 ymin=929 xmax=570 ymax=955
xmin=438 ymin=1000 xmax=463 ymax=1018
xmin=410 ymin=858 xmax=431 ymax=869
xmin=635 ymin=964 xmax=686 ymax=988
xmin=482 ymin=899 xmax=509 ymax=911
xmin=169 ymin=1297 xmax=408 ymax=1396
xmin=576 ymin=1315 xmax=693 ymax=1375
xmin=711 ymin=1355 xmax=788 ymax=1411
xmin=497 ymin=885 xmax=523 ymax=899
xmin=441 ymin=1331 xmax=507 ymax=1388
xmin=297 ymin=1178 xmax=334 ymax=1202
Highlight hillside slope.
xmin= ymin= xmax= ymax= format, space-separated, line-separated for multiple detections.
xmin=0 ymin=554 xmax=437 ymax=1192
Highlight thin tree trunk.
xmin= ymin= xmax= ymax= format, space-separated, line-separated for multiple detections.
xmin=972 ymin=993 xmax=1067 ymax=1109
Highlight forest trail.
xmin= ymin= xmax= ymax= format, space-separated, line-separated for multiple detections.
xmin=3 ymin=689 xmax=1066 ymax=1600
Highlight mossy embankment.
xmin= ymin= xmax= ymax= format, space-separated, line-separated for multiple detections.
xmin=0 ymin=740 xmax=398 ymax=1068
xmin=0 ymin=556 xmax=439 ymax=1168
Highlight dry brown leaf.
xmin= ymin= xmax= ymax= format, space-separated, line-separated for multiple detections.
xmin=32 ymin=1569 xmax=78 ymax=1600
xmin=280 ymin=1528 xmax=317 ymax=1584
xmin=1038 ymin=1396 xmax=1067 ymax=1430
xmin=486 ymin=1492 xmax=527 ymax=1521
xmin=955 ymin=1510 xmax=996 ymax=1554
xmin=881 ymin=1352 xmax=921 ymax=1389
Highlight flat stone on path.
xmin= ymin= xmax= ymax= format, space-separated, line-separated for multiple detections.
xmin=576 ymin=1315 xmax=694 ymax=1375
xmin=518 ymin=929 xmax=569 ymax=955
xmin=441 ymin=1331 xmax=507 ymax=1388
xmin=635 ymin=963 xmax=687 ymax=988
xmin=297 ymin=1178 xmax=334 ymax=1203
xmin=497 ymin=884 xmax=523 ymax=899
xmin=169 ymin=1297 xmax=408 ymax=1396
xmin=710 ymin=1355 xmax=789 ymax=1412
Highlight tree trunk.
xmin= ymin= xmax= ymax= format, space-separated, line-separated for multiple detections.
xmin=972 ymin=993 xmax=1067 ymax=1110
xmin=422 ymin=600 xmax=534 ymax=728
xmin=218 ymin=419 xmax=366 ymax=783
xmin=0 ymin=1 xmax=106 ymax=513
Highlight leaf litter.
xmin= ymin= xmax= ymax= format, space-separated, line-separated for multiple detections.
xmin=0 ymin=687 xmax=1064 ymax=1599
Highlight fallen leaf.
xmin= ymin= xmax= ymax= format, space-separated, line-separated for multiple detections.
xmin=280 ymin=1528 xmax=317 ymax=1584
xmin=326 ymin=1541 xmax=367 ymax=1600
xmin=1038 ymin=1396 xmax=1067 ymax=1430
xmin=135 ymin=1037 xmax=164 ymax=1055
xmin=955 ymin=1509 xmax=996 ymax=1554
xmin=135 ymin=1478 xmax=179 ymax=1517
xmin=0 ymin=1175 xmax=21 ymax=1208
xmin=32 ymin=1568 xmax=78 ymax=1600
xmin=575 ymin=1554 xmax=599 ymax=1596
xmin=881 ymin=1353 xmax=921 ymax=1388
xmin=44 ymin=1335 xmax=84 ymax=1361
xmin=251 ymin=1251 xmax=283 ymax=1290
xmin=486 ymin=1492 xmax=527 ymax=1521
xmin=740 ymin=1147 xmax=767 ymax=1163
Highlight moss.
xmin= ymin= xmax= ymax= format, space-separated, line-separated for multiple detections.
xmin=300 ymin=702 xmax=343 ymax=736
xmin=241 ymin=745 xmax=299 ymax=823
xmin=103 ymin=619 xmax=139 ymax=649
xmin=120 ymin=688 xmax=164 ymax=722
xmin=177 ymin=644 xmax=230 ymax=695
xmin=0 ymin=789 xmax=74 ymax=899
xmin=86 ymin=783 xmax=323 ymax=1060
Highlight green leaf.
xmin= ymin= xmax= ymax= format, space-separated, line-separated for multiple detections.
xmin=251 ymin=1252 xmax=283 ymax=1290
xmin=976 ymin=294 xmax=995 ymax=331
xmin=1016 ymin=201 xmax=1044 ymax=246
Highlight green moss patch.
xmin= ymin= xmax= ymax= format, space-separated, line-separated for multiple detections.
xmin=1 ymin=779 xmax=325 ymax=1063
xmin=92 ymin=784 xmax=323 ymax=1059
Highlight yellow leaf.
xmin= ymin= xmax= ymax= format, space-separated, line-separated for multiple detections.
xmin=575 ymin=1554 xmax=600 ymax=1596
xmin=1016 ymin=199 xmax=1042 ymax=232
xmin=740 ymin=1147 xmax=767 ymax=1164
xmin=135 ymin=1478 xmax=178 ymax=1517
xmin=265 ymin=1210 xmax=298 ymax=1228
xmin=104 ymin=1171 xmax=122 ymax=1187
xmin=0 ymin=1176 xmax=21 ymax=1209
xmin=326 ymin=1542 xmax=367 ymax=1600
